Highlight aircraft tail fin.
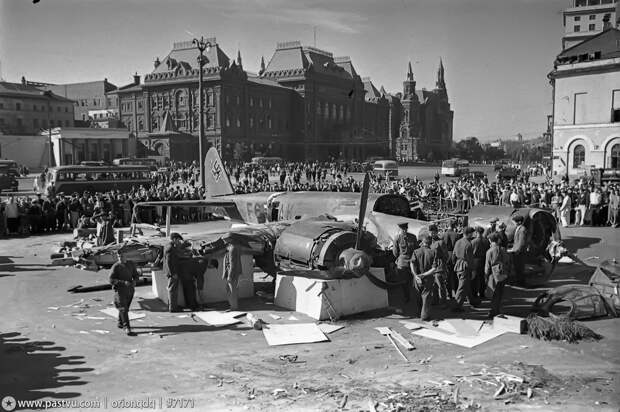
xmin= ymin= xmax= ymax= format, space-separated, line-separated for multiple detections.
xmin=204 ymin=147 xmax=234 ymax=197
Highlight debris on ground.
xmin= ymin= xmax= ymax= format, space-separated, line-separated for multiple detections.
xmin=526 ymin=314 xmax=603 ymax=343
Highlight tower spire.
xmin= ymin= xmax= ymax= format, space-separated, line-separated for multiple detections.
xmin=436 ymin=58 xmax=446 ymax=89
xmin=259 ymin=56 xmax=266 ymax=74
xmin=236 ymin=50 xmax=242 ymax=68
xmin=407 ymin=61 xmax=414 ymax=81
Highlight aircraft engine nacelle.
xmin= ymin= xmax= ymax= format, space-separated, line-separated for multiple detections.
xmin=274 ymin=220 xmax=362 ymax=273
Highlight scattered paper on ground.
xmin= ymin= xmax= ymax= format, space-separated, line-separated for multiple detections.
xmin=91 ymin=329 xmax=110 ymax=334
xmin=287 ymin=316 xmax=299 ymax=321
xmin=269 ymin=314 xmax=282 ymax=320
xmin=558 ymin=256 xmax=575 ymax=263
xmin=411 ymin=323 xmax=508 ymax=348
xmin=193 ymin=311 xmax=246 ymax=327
xmin=100 ymin=308 xmax=146 ymax=320
xmin=318 ymin=323 xmax=345 ymax=334
xmin=263 ymin=323 xmax=328 ymax=346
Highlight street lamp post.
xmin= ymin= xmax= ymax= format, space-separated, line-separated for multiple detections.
xmin=192 ymin=36 xmax=212 ymax=189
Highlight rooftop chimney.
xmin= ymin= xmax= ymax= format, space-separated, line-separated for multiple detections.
xmin=133 ymin=73 xmax=140 ymax=85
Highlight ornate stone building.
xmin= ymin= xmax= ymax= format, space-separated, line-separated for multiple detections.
xmin=112 ymin=38 xmax=391 ymax=162
xmin=391 ymin=60 xmax=454 ymax=162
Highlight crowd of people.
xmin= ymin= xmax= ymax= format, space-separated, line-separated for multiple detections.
xmin=1 ymin=160 xmax=618 ymax=238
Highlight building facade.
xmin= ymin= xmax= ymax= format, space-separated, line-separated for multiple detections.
xmin=562 ymin=0 xmax=618 ymax=50
xmin=113 ymin=38 xmax=452 ymax=162
xmin=0 ymin=79 xmax=75 ymax=135
xmin=549 ymin=28 xmax=620 ymax=178
xmin=391 ymin=60 xmax=453 ymax=162
xmin=43 ymin=127 xmax=136 ymax=166
xmin=43 ymin=79 xmax=121 ymax=127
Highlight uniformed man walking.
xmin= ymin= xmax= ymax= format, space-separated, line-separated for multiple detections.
xmin=452 ymin=227 xmax=480 ymax=312
xmin=109 ymin=251 xmax=140 ymax=336
xmin=484 ymin=232 xmax=510 ymax=318
xmin=391 ymin=222 xmax=418 ymax=314
xmin=483 ymin=217 xmax=499 ymax=239
xmin=509 ymin=215 xmax=528 ymax=287
xmin=410 ymin=234 xmax=439 ymax=321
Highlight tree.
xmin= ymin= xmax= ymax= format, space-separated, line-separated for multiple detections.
xmin=455 ymin=137 xmax=484 ymax=161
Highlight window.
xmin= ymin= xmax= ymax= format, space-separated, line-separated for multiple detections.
xmin=268 ymin=98 xmax=272 ymax=109
xmin=574 ymin=92 xmax=587 ymax=124
xmin=575 ymin=16 xmax=581 ymax=21
xmin=589 ymin=14 xmax=596 ymax=20
xmin=249 ymin=97 xmax=254 ymax=107
xmin=574 ymin=25 xmax=581 ymax=32
xmin=138 ymin=100 xmax=143 ymax=110
xmin=0 ymin=102 xmax=4 ymax=109
xmin=610 ymin=144 xmax=620 ymax=169
xmin=65 ymin=120 xmax=70 ymax=127
xmin=259 ymin=98 xmax=263 ymax=108
xmin=573 ymin=144 xmax=586 ymax=167
xmin=267 ymin=115 xmax=272 ymax=129
xmin=613 ymin=90 xmax=620 ymax=122
xmin=33 ymin=104 xmax=37 ymax=111
xmin=236 ymin=116 xmax=241 ymax=128
xmin=225 ymin=115 xmax=230 ymax=127
xmin=589 ymin=23 xmax=596 ymax=30
xmin=57 ymin=106 xmax=61 ymax=112
xmin=16 ymin=103 xmax=21 ymax=111
xmin=33 ymin=119 xmax=39 ymax=128
xmin=236 ymin=95 xmax=240 ymax=105
xmin=249 ymin=116 xmax=254 ymax=128
xmin=65 ymin=107 xmax=68 ymax=113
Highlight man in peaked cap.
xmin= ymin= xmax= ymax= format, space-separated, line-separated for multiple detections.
xmin=391 ymin=222 xmax=418 ymax=315
xmin=483 ymin=217 xmax=499 ymax=239
xmin=452 ymin=227 xmax=480 ymax=312
xmin=164 ymin=232 xmax=185 ymax=312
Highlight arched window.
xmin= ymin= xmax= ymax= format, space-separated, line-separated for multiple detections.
xmin=611 ymin=143 xmax=620 ymax=169
xmin=573 ymin=144 xmax=585 ymax=167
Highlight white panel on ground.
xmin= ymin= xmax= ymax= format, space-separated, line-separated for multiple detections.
xmin=262 ymin=323 xmax=329 ymax=346
xmin=193 ymin=311 xmax=246 ymax=327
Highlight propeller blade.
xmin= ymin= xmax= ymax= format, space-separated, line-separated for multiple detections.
xmin=355 ymin=172 xmax=371 ymax=250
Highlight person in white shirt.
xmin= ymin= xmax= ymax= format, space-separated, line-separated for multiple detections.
xmin=589 ymin=188 xmax=602 ymax=226
xmin=559 ymin=191 xmax=571 ymax=227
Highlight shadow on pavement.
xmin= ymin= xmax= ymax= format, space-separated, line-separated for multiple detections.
xmin=0 ymin=332 xmax=93 ymax=404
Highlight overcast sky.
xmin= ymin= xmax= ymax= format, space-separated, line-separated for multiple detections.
xmin=0 ymin=0 xmax=568 ymax=142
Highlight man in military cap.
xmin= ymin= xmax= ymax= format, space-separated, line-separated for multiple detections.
xmin=164 ymin=232 xmax=185 ymax=312
xmin=428 ymin=224 xmax=449 ymax=306
xmin=109 ymin=251 xmax=140 ymax=335
xmin=391 ymin=222 xmax=418 ymax=314
xmin=442 ymin=218 xmax=460 ymax=295
xmin=452 ymin=227 xmax=480 ymax=311
xmin=471 ymin=226 xmax=490 ymax=299
xmin=484 ymin=232 xmax=510 ymax=318
xmin=410 ymin=234 xmax=439 ymax=321
xmin=496 ymin=221 xmax=508 ymax=248
xmin=509 ymin=214 xmax=528 ymax=287
xmin=483 ymin=217 xmax=499 ymax=239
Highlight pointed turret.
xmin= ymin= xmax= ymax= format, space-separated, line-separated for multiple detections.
xmin=236 ymin=50 xmax=242 ymax=68
xmin=407 ymin=61 xmax=414 ymax=81
xmin=259 ymin=56 xmax=266 ymax=75
xmin=436 ymin=58 xmax=446 ymax=90
xmin=403 ymin=61 xmax=416 ymax=100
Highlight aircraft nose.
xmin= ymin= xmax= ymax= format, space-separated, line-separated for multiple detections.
xmin=338 ymin=248 xmax=372 ymax=277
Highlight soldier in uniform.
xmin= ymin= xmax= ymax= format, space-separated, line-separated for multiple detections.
xmin=164 ymin=232 xmax=184 ymax=312
xmin=109 ymin=251 xmax=140 ymax=336
xmin=410 ymin=234 xmax=439 ymax=321
xmin=471 ymin=226 xmax=490 ymax=300
xmin=496 ymin=221 xmax=508 ymax=248
xmin=484 ymin=232 xmax=510 ymax=318
xmin=442 ymin=219 xmax=460 ymax=296
xmin=508 ymin=215 xmax=528 ymax=287
xmin=452 ymin=227 xmax=480 ymax=312
xmin=428 ymin=224 xmax=449 ymax=306
xmin=223 ymin=242 xmax=242 ymax=310
xmin=483 ymin=217 xmax=499 ymax=238
xmin=391 ymin=222 xmax=418 ymax=314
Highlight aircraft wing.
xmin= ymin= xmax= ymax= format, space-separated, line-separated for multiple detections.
xmin=133 ymin=200 xmax=244 ymax=222
xmin=365 ymin=212 xmax=430 ymax=250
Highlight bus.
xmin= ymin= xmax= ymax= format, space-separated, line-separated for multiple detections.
xmin=113 ymin=157 xmax=158 ymax=171
xmin=373 ymin=159 xmax=399 ymax=179
xmin=0 ymin=165 xmax=18 ymax=192
xmin=441 ymin=159 xmax=470 ymax=177
xmin=250 ymin=157 xmax=283 ymax=168
xmin=36 ymin=165 xmax=154 ymax=196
